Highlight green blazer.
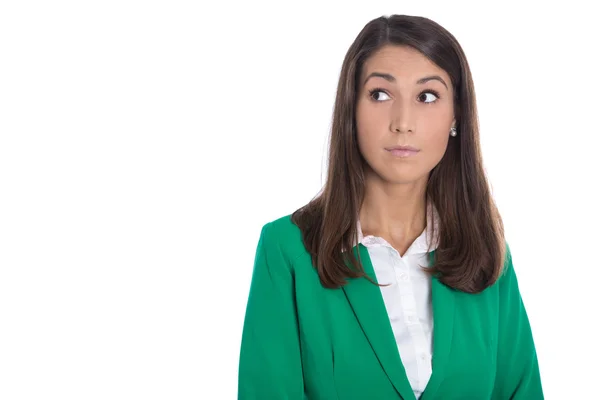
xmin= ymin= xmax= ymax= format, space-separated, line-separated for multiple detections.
xmin=238 ymin=215 xmax=543 ymax=399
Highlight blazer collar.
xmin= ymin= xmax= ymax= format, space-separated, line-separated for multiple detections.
xmin=342 ymin=247 xmax=455 ymax=400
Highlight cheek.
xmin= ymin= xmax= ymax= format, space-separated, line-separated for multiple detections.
xmin=355 ymin=106 xmax=385 ymax=154
xmin=419 ymin=133 xmax=450 ymax=171
xmin=429 ymin=133 xmax=450 ymax=159
xmin=356 ymin=127 xmax=383 ymax=164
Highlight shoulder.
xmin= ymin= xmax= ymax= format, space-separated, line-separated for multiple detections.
xmin=494 ymin=240 xmax=519 ymax=292
xmin=259 ymin=213 xmax=307 ymax=264
xmin=500 ymin=240 xmax=514 ymax=277
xmin=264 ymin=213 xmax=300 ymax=237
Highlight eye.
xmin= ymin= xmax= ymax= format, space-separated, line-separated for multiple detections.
xmin=368 ymin=88 xmax=441 ymax=104
xmin=368 ymin=88 xmax=391 ymax=102
xmin=419 ymin=91 xmax=440 ymax=104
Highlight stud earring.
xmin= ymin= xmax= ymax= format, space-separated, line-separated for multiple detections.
xmin=450 ymin=127 xmax=457 ymax=137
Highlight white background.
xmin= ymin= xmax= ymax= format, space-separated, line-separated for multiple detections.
xmin=1 ymin=1 xmax=599 ymax=399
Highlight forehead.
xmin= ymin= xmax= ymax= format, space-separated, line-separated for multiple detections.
xmin=361 ymin=44 xmax=450 ymax=83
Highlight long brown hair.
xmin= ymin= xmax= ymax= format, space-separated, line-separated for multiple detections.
xmin=291 ymin=14 xmax=506 ymax=294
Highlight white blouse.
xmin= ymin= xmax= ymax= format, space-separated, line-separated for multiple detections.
xmin=354 ymin=202 xmax=440 ymax=399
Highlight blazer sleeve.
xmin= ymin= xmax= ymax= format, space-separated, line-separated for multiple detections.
xmin=238 ymin=222 xmax=305 ymax=400
xmin=492 ymin=242 xmax=544 ymax=399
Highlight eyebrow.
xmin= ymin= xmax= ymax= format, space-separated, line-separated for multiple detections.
xmin=363 ymin=72 xmax=448 ymax=89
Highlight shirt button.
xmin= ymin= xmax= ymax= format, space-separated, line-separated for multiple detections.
xmin=407 ymin=315 xmax=416 ymax=323
xmin=399 ymin=273 xmax=409 ymax=281
xmin=421 ymin=353 xmax=427 ymax=360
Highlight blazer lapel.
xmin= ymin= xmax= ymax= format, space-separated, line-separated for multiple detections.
xmin=420 ymin=250 xmax=456 ymax=400
xmin=342 ymin=244 xmax=415 ymax=400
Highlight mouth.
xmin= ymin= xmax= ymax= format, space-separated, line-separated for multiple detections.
xmin=385 ymin=145 xmax=420 ymax=158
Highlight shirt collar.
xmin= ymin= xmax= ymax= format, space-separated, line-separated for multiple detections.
xmin=354 ymin=200 xmax=440 ymax=255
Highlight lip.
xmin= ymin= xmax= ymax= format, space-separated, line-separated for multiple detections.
xmin=385 ymin=145 xmax=420 ymax=152
xmin=386 ymin=145 xmax=420 ymax=158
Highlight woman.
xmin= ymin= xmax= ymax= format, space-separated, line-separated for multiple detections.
xmin=238 ymin=14 xmax=543 ymax=400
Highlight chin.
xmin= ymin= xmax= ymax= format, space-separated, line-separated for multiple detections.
xmin=382 ymin=170 xmax=429 ymax=185
xmin=375 ymin=172 xmax=417 ymax=184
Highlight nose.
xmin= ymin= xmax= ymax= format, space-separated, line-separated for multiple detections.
xmin=390 ymin=101 xmax=415 ymax=133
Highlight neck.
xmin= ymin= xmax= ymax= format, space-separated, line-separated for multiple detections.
xmin=358 ymin=175 xmax=428 ymax=241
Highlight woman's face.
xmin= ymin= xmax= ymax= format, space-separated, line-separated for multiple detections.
xmin=356 ymin=44 xmax=455 ymax=185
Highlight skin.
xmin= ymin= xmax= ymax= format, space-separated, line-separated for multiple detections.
xmin=356 ymin=44 xmax=456 ymax=256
